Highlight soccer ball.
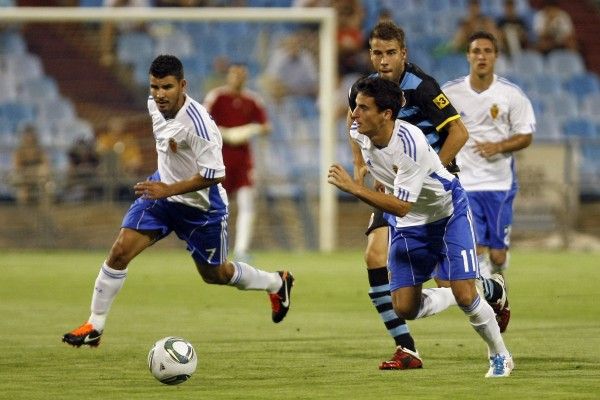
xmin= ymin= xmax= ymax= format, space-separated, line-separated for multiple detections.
xmin=148 ymin=336 xmax=198 ymax=385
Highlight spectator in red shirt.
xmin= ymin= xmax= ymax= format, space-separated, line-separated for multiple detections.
xmin=204 ymin=63 xmax=271 ymax=261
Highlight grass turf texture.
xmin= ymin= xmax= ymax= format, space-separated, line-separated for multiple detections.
xmin=0 ymin=249 xmax=599 ymax=400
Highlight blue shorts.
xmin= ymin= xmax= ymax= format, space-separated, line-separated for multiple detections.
xmin=467 ymin=188 xmax=516 ymax=250
xmin=122 ymin=173 xmax=228 ymax=266
xmin=388 ymin=209 xmax=479 ymax=291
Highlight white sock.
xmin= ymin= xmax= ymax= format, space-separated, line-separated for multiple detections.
xmin=88 ymin=262 xmax=127 ymax=332
xmin=460 ymin=295 xmax=509 ymax=356
xmin=478 ymin=253 xmax=492 ymax=279
xmin=228 ymin=261 xmax=281 ymax=292
xmin=415 ymin=287 xmax=457 ymax=319
xmin=233 ymin=187 xmax=255 ymax=255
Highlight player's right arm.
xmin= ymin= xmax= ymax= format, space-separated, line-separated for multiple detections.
xmin=328 ymin=163 xmax=412 ymax=217
xmin=134 ymin=174 xmax=224 ymax=200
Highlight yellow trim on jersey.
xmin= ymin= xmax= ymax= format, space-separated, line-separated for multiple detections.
xmin=435 ymin=114 xmax=461 ymax=132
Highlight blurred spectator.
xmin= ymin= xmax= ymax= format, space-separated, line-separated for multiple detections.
xmin=11 ymin=124 xmax=51 ymax=205
xmin=204 ymin=63 xmax=270 ymax=261
xmin=496 ymin=0 xmax=530 ymax=57
xmin=333 ymin=0 xmax=369 ymax=75
xmin=202 ymin=55 xmax=231 ymax=95
xmin=96 ymin=117 xmax=143 ymax=178
xmin=451 ymin=0 xmax=502 ymax=52
xmin=259 ymin=32 xmax=318 ymax=102
xmin=100 ymin=0 xmax=152 ymax=67
xmin=533 ymin=0 xmax=577 ymax=55
xmin=63 ymin=138 xmax=101 ymax=203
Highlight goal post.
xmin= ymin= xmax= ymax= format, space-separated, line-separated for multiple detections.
xmin=0 ymin=6 xmax=338 ymax=251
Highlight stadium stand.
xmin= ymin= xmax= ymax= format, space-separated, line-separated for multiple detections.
xmin=1 ymin=0 xmax=600 ymax=248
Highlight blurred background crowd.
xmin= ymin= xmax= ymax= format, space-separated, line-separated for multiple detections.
xmin=0 ymin=0 xmax=599 ymax=249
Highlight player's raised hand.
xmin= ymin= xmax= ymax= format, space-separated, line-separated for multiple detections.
xmin=328 ymin=163 xmax=357 ymax=194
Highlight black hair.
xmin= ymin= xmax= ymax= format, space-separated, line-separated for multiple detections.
xmin=369 ymin=21 xmax=406 ymax=49
xmin=149 ymin=54 xmax=184 ymax=80
xmin=467 ymin=31 xmax=499 ymax=53
xmin=354 ymin=76 xmax=403 ymax=117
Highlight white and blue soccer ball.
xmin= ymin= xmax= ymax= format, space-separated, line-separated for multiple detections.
xmin=148 ymin=336 xmax=198 ymax=385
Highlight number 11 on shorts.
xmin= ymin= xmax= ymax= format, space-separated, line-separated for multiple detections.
xmin=460 ymin=249 xmax=476 ymax=273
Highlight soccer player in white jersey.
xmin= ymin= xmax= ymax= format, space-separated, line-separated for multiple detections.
xmin=328 ymin=76 xmax=513 ymax=377
xmin=442 ymin=31 xmax=535 ymax=331
xmin=63 ymin=55 xmax=294 ymax=348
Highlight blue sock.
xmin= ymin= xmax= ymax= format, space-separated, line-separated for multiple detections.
xmin=368 ymin=267 xmax=415 ymax=351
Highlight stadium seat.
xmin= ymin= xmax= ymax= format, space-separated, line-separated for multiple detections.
xmin=534 ymin=116 xmax=561 ymax=140
xmin=562 ymin=117 xmax=598 ymax=139
xmin=580 ymin=94 xmax=600 ymax=121
xmin=563 ymin=73 xmax=600 ymax=99
xmin=0 ymin=31 xmax=26 ymax=54
xmin=20 ymin=76 xmax=60 ymax=105
xmin=546 ymin=49 xmax=585 ymax=79
xmin=116 ymin=32 xmax=154 ymax=66
xmin=510 ymin=50 xmax=545 ymax=76
xmin=0 ymin=102 xmax=36 ymax=132
xmin=542 ymin=94 xmax=579 ymax=122
xmin=154 ymin=29 xmax=194 ymax=59
xmin=528 ymin=73 xmax=565 ymax=96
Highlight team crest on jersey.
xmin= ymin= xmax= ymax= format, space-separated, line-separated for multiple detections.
xmin=392 ymin=165 xmax=398 ymax=173
xmin=433 ymin=93 xmax=450 ymax=110
xmin=168 ymin=138 xmax=178 ymax=153
xmin=490 ymin=104 xmax=499 ymax=119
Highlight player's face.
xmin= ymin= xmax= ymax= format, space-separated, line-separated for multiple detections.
xmin=369 ymin=38 xmax=407 ymax=83
xmin=150 ymin=75 xmax=187 ymax=119
xmin=351 ymin=92 xmax=392 ymax=146
xmin=467 ymin=38 xmax=497 ymax=77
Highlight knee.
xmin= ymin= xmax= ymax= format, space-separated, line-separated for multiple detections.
xmin=489 ymin=251 xmax=507 ymax=268
xmin=107 ymin=241 xmax=130 ymax=269
xmin=392 ymin=302 xmax=418 ymax=320
xmin=364 ymin=246 xmax=387 ymax=268
xmin=196 ymin=261 xmax=233 ymax=285
xmin=451 ymin=284 xmax=478 ymax=308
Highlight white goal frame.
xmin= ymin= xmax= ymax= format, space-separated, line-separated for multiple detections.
xmin=0 ymin=6 xmax=338 ymax=251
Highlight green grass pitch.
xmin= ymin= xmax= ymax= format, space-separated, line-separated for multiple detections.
xmin=1 ymin=249 xmax=599 ymax=399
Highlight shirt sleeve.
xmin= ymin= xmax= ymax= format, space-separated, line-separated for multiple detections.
xmin=509 ymin=89 xmax=536 ymax=135
xmin=393 ymin=125 xmax=429 ymax=203
xmin=187 ymin=125 xmax=226 ymax=180
xmin=414 ymin=77 xmax=460 ymax=132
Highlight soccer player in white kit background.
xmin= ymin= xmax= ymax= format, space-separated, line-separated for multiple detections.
xmin=328 ymin=76 xmax=513 ymax=377
xmin=442 ymin=31 xmax=535 ymax=326
xmin=62 ymin=55 xmax=294 ymax=348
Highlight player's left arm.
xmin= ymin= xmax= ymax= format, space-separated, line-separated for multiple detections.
xmin=328 ymin=163 xmax=412 ymax=217
xmin=437 ymin=118 xmax=469 ymax=166
xmin=474 ymin=133 xmax=532 ymax=159
xmin=417 ymin=81 xmax=468 ymax=167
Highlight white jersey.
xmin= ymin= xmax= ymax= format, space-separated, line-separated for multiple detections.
xmin=442 ymin=75 xmax=536 ymax=191
xmin=350 ymin=119 xmax=458 ymax=228
xmin=148 ymin=94 xmax=228 ymax=211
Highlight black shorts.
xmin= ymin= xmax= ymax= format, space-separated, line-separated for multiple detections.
xmin=365 ymin=208 xmax=389 ymax=236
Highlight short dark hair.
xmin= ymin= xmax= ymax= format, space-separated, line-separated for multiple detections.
xmin=354 ymin=76 xmax=403 ymax=117
xmin=467 ymin=31 xmax=499 ymax=53
xmin=149 ymin=55 xmax=184 ymax=80
xmin=369 ymin=21 xmax=406 ymax=49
